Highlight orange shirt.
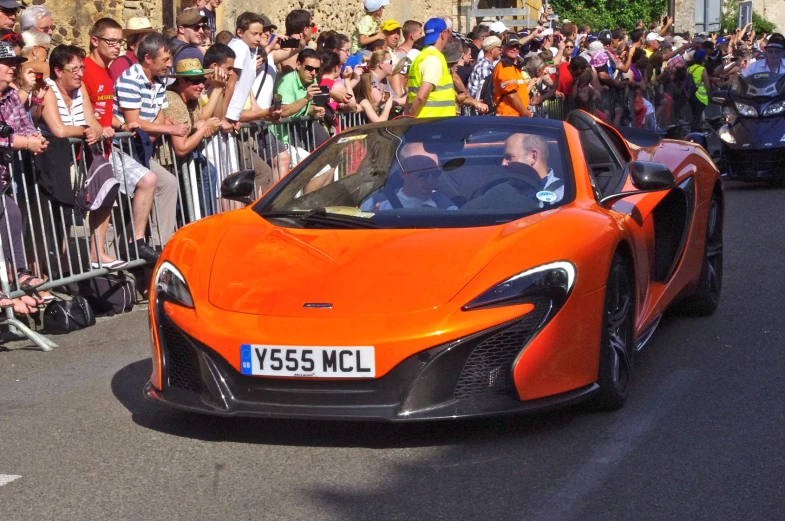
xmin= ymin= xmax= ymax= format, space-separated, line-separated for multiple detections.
xmin=492 ymin=61 xmax=529 ymax=117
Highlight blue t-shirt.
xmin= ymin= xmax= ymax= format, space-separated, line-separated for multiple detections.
xmin=171 ymin=38 xmax=204 ymax=66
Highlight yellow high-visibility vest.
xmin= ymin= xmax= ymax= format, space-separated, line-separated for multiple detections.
xmin=407 ymin=46 xmax=456 ymax=118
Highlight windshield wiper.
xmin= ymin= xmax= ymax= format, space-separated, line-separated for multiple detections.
xmin=259 ymin=208 xmax=378 ymax=229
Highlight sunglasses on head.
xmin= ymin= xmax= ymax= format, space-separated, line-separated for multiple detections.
xmin=1 ymin=33 xmax=20 ymax=43
xmin=303 ymin=64 xmax=319 ymax=72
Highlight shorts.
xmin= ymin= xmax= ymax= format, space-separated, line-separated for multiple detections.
xmin=109 ymin=148 xmax=150 ymax=198
xmin=256 ymin=127 xmax=287 ymax=161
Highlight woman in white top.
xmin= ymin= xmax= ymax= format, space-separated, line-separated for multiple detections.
xmin=39 ymin=45 xmax=123 ymax=269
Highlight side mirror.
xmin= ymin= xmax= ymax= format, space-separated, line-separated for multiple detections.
xmin=220 ymin=169 xmax=256 ymax=205
xmin=711 ymin=90 xmax=729 ymax=105
xmin=601 ymin=161 xmax=675 ymax=206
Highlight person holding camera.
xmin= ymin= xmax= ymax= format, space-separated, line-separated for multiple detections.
xmin=0 ymin=41 xmax=51 ymax=314
xmin=274 ymin=48 xmax=331 ymax=147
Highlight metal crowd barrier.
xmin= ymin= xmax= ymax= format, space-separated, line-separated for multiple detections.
xmin=0 ymin=117 xmax=328 ymax=345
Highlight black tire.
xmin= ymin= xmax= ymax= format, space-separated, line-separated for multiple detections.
xmin=593 ymin=253 xmax=635 ymax=411
xmin=676 ymin=193 xmax=723 ymax=316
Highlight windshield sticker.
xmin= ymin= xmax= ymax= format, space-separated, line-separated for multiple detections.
xmin=536 ymin=191 xmax=557 ymax=203
xmin=337 ymin=134 xmax=367 ymax=144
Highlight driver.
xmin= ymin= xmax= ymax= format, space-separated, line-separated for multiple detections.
xmin=743 ymin=33 xmax=785 ymax=76
xmin=360 ymin=142 xmax=458 ymax=211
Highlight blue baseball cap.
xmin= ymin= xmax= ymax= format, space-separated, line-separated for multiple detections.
xmin=423 ymin=18 xmax=447 ymax=45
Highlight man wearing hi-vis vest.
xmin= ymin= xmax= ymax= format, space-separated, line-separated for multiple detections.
xmin=406 ymin=17 xmax=456 ymax=118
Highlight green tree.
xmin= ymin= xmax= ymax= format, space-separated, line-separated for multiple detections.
xmin=550 ymin=0 xmax=667 ymax=31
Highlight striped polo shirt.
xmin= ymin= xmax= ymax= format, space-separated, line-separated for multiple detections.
xmin=113 ymin=63 xmax=168 ymax=123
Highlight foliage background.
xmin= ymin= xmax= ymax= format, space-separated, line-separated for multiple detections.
xmin=549 ymin=0 xmax=668 ymax=31
xmin=551 ymin=0 xmax=776 ymax=34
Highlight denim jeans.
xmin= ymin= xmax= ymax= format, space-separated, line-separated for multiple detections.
xmin=193 ymin=151 xmax=218 ymax=217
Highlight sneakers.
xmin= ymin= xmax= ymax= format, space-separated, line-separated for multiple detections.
xmin=122 ymin=239 xmax=161 ymax=263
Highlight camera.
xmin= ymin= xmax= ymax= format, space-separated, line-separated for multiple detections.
xmin=0 ymin=122 xmax=14 ymax=138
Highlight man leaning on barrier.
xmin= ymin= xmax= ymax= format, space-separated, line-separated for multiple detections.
xmin=111 ymin=31 xmax=181 ymax=262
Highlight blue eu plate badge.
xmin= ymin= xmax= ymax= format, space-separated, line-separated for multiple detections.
xmin=240 ymin=344 xmax=253 ymax=375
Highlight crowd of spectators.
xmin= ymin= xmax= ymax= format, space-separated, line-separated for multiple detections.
xmin=0 ymin=0 xmax=783 ymax=316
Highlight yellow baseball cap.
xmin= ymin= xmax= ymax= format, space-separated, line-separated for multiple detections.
xmin=381 ymin=20 xmax=402 ymax=33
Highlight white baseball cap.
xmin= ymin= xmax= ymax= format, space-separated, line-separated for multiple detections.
xmin=364 ymin=0 xmax=389 ymax=12
xmin=646 ymin=32 xmax=665 ymax=42
xmin=489 ymin=21 xmax=507 ymax=34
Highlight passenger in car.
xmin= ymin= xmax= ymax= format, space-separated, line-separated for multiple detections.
xmin=463 ymin=133 xmax=563 ymax=212
xmin=359 ymin=142 xmax=458 ymax=211
xmin=501 ymin=133 xmax=563 ymax=205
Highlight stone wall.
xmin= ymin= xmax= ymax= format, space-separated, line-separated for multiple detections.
xmin=40 ymin=0 xmax=455 ymax=49
xmin=221 ymin=0 xmax=455 ymax=37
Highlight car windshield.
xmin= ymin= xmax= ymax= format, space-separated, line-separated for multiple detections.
xmin=256 ymin=119 xmax=573 ymax=229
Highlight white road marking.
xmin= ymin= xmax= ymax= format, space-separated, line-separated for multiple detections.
xmin=0 ymin=474 xmax=21 ymax=487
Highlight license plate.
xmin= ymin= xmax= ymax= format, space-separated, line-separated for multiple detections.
xmin=240 ymin=344 xmax=375 ymax=378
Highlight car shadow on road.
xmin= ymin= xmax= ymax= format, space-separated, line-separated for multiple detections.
xmin=111 ymin=359 xmax=590 ymax=449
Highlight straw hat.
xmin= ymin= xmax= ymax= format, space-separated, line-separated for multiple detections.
xmin=123 ymin=17 xmax=155 ymax=37
xmin=167 ymin=57 xmax=213 ymax=77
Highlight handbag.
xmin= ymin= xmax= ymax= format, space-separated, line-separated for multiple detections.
xmin=78 ymin=273 xmax=136 ymax=316
xmin=43 ymin=296 xmax=96 ymax=334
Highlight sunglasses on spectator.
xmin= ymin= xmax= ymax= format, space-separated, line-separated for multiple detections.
xmin=63 ymin=65 xmax=87 ymax=74
xmin=38 ymin=25 xmax=53 ymax=32
xmin=1 ymin=33 xmax=21 ymax=43
xmin=182 ymin=76 xmax=206 ymax=84
xmin=97 ymin=36 xmax=126 ymax=47
xmin=0 ymin=7 xmax=18 ymax=16
xmin=185 ymin=23 xmax=206 ymax=31
xmin=766 ymin=47 xmax=784 ymax=54
xmin=303 ymin=65 xmax=319 ymax=72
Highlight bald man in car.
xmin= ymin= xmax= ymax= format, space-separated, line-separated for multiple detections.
xmin=463 ymin=133 xmax=562 ymax=211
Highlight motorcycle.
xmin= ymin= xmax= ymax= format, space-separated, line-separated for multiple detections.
xmin=710 ymin=72 xmax=785 ymax=181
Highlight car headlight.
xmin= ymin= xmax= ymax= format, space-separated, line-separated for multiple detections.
xmin=719 ymin=124 xmax=736 ymax=144
xmin=734 ymin=102 xmax=758 ymax=117
xmin=763 ymin=101 xmax=785 ymax=117
xmin=154 ymin=261 xmax=194 ymax=308
xmin=463 ymin=261 xmax=576 ymax=311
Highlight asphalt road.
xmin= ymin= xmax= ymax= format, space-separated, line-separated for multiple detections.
xmin=1 ymin=181 xmax=784 ymax=521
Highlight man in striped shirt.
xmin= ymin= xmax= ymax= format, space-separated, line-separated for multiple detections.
xmin=112 ymin=32 xmax=183 ymax=260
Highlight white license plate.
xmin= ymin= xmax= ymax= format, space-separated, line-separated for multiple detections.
xmin=240 ymin=345 xmax=375 ymax=378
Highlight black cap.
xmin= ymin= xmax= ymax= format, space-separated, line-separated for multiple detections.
xmin=767 ymin=33 xmax=785 ymax=50
xmin=598 ymin=30 xmax=612 ymax=45
xmin=501 ymin=32 xmax=520 ymax=47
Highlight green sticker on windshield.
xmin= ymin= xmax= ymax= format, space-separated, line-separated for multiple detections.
xmin=337 ymin=135 xmax=367 ymax=144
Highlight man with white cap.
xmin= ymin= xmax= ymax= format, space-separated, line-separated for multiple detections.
xmin=743 ymin=33 xmax=785 ymax=76
xmin=644 ymin=31 xmax=664 ymax=57
xmin=406 ymin=17 xmax=456 ymax=118
xmin=0 ymin=0 xmax=22 ymax=30
xmin=467 ymin=35 xmax=501 ymax=99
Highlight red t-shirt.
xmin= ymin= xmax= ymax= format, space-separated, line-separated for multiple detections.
xmin=556 ymin=61 xmax=574 ymax=95
xmin=83 ymin=56 xmax=114 ymax=127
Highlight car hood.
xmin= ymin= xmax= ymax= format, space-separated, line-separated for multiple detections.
xmin=208 ymin=217 xmax=544 ymax=317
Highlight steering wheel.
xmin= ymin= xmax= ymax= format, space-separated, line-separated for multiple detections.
xmin=470 ymin=165 xmax=542 ymax=200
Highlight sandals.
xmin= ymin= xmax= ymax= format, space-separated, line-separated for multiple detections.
xmin=16 ymin=269 xmax=55 ymax=304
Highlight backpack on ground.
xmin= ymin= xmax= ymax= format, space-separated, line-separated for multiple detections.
xmin=78 ymin=273 xmax=136 ymax=316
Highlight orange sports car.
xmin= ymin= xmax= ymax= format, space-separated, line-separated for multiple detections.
xmin=145 ymin=111 xmax=723 ymax=420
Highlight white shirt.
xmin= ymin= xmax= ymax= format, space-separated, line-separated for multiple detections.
xmin=227 ymin=38 xmax=258 ymax=121
xmin=251 ymin=54 xmax=278 ymax=109
xmin=742 ymin=58 xmax=785 ymax=77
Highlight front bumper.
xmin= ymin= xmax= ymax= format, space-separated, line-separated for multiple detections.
xmin=724 ymin=145 xmax=785 ymax=180
xmin=144 ymin=299 xmax=597 ymax=421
